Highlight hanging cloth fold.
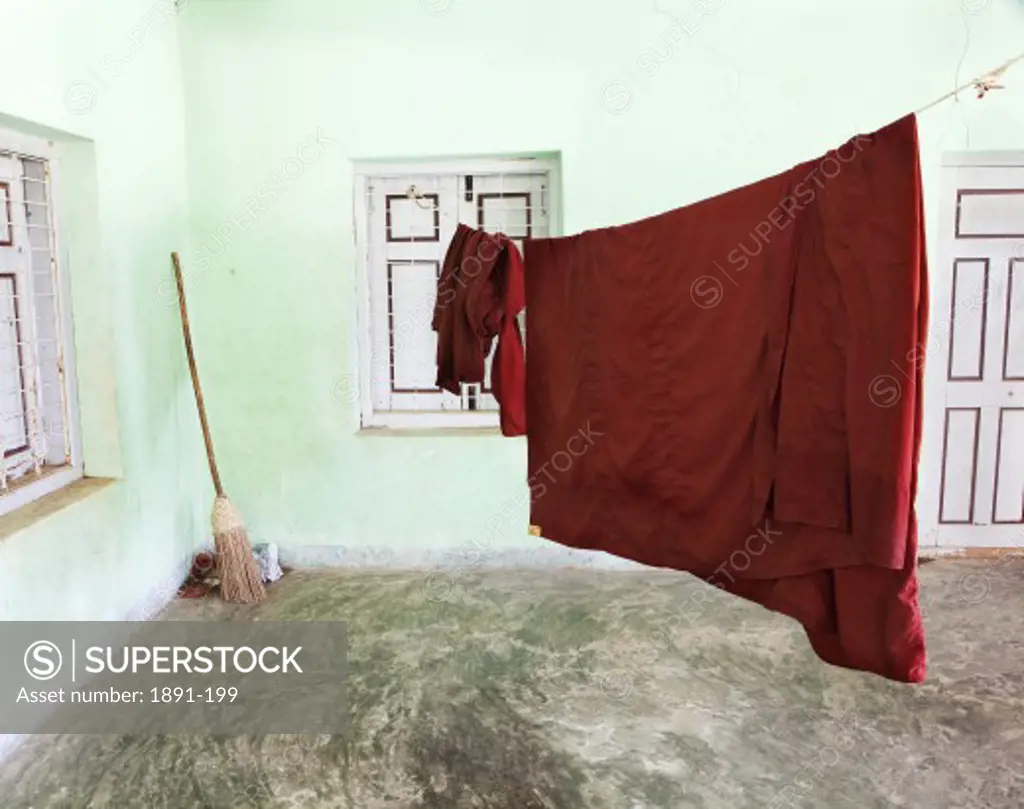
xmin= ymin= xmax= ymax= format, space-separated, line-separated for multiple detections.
xmin=522 ymin=114 xmax=928 ymax=683
xmin=433 ymin=223 xmax=527 ymax=436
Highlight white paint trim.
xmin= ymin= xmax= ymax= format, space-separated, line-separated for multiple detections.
xmin=351 ymin=154 xmax=560 ymax=432
xmin=279 ymin=543 xmax=649 ymax=570
xmin=353 ymin=156 xmax=560 ymax=178
xmin=282 ymin=543 xmax=1003 ymax=569
xmin=285 ymin=541 xmax=998 ymax=571
xmin=0 ymin=466 xmax=83 ymax=516
xmin=546 ymin=158 xmax=564 ymax=242
xmin=0 ymin=128 xmax=56 ymax=161
xmin=351 ymin=172 xmax=374 ymax=433
xmin=919 ymin=546 xmax=1024 ymax=559
xmin=361 ymin=410 xmax=503 ymax=430
xmin=942 ymin=151 xmax=1024 ymax=167
xmin=0 ymin=132 xmax=84 ymax=517
xmin=46 ymin=156 xmax=84 ymax=472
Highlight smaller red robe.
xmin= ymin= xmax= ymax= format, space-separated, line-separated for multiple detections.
xmin=433 ymin=224 xmax=527 ymax=436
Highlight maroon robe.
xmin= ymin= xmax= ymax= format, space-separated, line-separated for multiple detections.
xmin=433 ymin=224 xmax=527 ymax=436
xmin=523 ymin=115 xmax=927 ymax=683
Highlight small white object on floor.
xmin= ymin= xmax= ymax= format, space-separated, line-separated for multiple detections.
xmin=252 ymin=542 xmax=283 ymax=583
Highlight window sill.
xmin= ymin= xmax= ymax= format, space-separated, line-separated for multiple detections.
xmin=0 ymin=476 xmax=120 ymax=543
xmin=356 ymin=426 xmax=509 ymax=438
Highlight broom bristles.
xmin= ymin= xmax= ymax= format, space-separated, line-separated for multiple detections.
xmin=212 ymin=495 xmax=266 ymax=604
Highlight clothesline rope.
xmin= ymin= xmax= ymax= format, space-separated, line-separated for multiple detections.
xmin=406 ymin=49 xmax=1024 ymax=211
xmin=915 ymin=48 xmax=1024 ymax=114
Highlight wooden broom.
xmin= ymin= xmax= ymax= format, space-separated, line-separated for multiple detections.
xmin=172 ymin=252 xmax=266 ymax=604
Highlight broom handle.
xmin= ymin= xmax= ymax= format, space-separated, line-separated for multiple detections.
xmin=172 ymin=252 xmax=225 ymax=498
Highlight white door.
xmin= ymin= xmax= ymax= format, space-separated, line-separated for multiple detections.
xmin=927 ymin=156 xmax=1024 ymax=548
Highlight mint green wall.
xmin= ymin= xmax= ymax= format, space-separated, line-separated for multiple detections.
xmin=0 ymin=1 xmax=203 ymax=620
xmin=3 ymin=0 xmax=1024 ymax=609
xmin=176 ymin=0 xmax=1024 ymax=556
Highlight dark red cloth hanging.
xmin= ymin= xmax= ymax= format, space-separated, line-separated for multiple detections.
xmin=523 ymin=114 xmax=928 ymax=683
xmin=433 ymin=223 xmax=527 ymax=436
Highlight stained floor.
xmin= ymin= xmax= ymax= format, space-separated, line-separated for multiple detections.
xmin=2 ymin=558 xmax=1023 ymax=808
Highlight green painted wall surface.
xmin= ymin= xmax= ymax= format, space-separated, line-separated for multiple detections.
xmin=176 ymin=0 xmax=1024 ymax=556
xmin=0 ymin=0 xmax=201 ymax=620
xmin=3 ymin=0 xmax=1024 ymax=616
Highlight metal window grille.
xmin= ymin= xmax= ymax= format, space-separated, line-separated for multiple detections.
xmin=355 ymin=160 xmax=557 ymax=428
xmin=0 ymin=147 xmax=74 ymax=495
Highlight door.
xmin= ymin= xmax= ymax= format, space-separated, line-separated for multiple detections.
xmin=927 ymin=156 xmax=1024 ymax=548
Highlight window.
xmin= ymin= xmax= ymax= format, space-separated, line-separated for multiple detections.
xmin=353 ymin=157 xmax=560 ymax=430
xmin=0 ymin=131 xmax=82 ymax=515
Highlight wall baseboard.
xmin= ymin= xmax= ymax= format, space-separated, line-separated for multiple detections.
xmin=125 ymin=553 xmax=193 ymax=622
xmin=919 ymin=546 xmax=1024 ymax=559
xmin=279 ymin=543 xmax=650 ymax=571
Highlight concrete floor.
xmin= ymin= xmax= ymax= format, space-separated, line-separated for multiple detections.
xmin=2 ymin=558 xmax=1023 ymax=808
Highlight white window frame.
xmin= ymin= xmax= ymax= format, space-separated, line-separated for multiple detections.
xmin=0 ymin=128 xmax=83 ymax=515
xmin=351 ymin=156 xmax=561 ymax=431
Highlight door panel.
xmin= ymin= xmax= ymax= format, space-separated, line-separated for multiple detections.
xmin=931 ymin=163 xmax=1024 ymax=547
